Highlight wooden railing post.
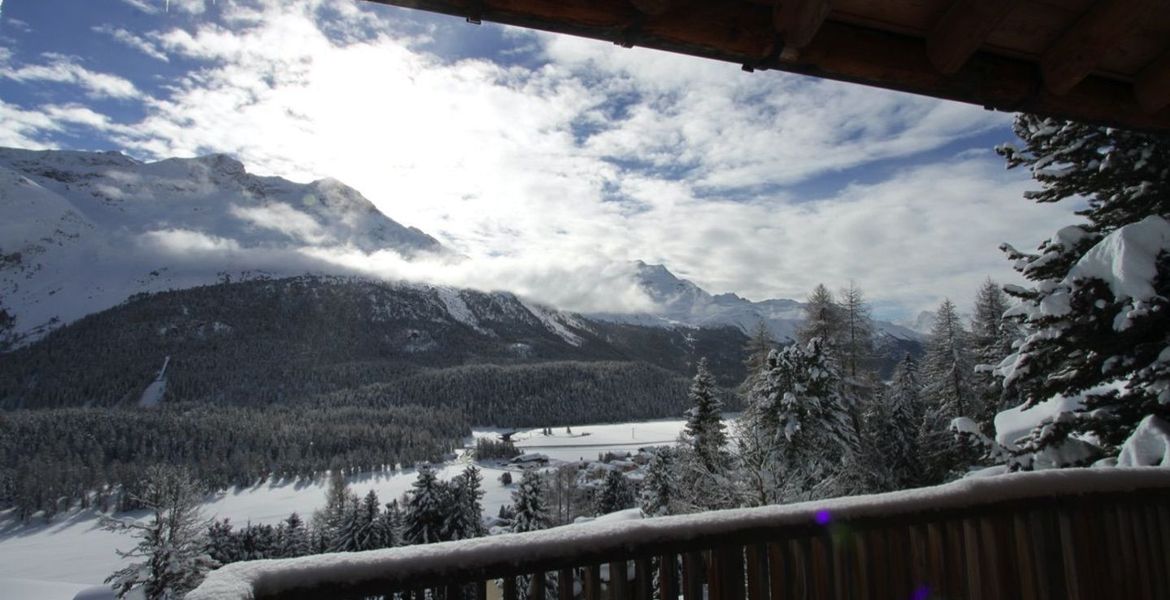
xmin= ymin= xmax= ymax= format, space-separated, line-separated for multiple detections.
xmin=682 ymin=552 xmax=704 ymax=600
xmin=503 ymin=577 xmax=518 ymax=600
xmin=585 ymin=564 xmax=602 ymax=600
xmin=557 ymin=569 xmax=574 ymax=600
xmin=658 ymin=554 xmax=679 ymax=600
xmin=634 ymin=558 xmax=653 ymax=600
xmin=610 ymin=561 xmax=629 ymax=600
xmin=745 ymin=544 xmax=766 ymax=600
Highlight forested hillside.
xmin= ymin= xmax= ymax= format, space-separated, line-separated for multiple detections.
xmin=0 ymin=275 xmax=747 ymax=418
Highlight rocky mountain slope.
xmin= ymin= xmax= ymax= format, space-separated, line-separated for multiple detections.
xmin=0 ymin=147 xmax=445 ymax=348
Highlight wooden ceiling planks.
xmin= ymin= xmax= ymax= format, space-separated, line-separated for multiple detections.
xmin=362 ymin=0 xmax=1170 ymax=132
xmin=926 ymin=0 xmax=1017 ymax=74
xmin=1039 ymin=0 xmax=1162 ymax=95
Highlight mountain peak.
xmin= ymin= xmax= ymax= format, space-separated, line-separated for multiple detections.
xmin=0 ymin=147 xmax=448 ymax=345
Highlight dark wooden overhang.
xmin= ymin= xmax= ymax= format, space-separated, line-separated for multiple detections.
xmin=364 ymin=0 xmax=1170 ymax=133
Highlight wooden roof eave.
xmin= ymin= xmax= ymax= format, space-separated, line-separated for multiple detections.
xmin=364 ymin=0 xmax=1170 ymax=133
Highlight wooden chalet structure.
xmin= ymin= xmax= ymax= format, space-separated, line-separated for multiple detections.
xmin=364 ymin=0 xmax=1170 ymax=132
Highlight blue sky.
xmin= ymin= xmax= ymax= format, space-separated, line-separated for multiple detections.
xmin=0 ymin=0 xmax=1078 ymax=319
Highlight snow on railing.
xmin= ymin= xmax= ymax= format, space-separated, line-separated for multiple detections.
xmin=189 ymin=468 xmax=1170 ymax=600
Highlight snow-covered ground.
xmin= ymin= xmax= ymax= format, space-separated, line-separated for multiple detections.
xmin=472 ymin=418 xmax=691 ymax=462
xmin=0 ymin=417 xmax=691 ymax=600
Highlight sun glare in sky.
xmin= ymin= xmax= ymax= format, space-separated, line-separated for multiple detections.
xmin=0 ymin=0 xmax=1077 ymax=318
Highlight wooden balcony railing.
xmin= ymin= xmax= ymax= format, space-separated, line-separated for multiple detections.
xmin=190 ymin=468 xmax=1170 ymax=600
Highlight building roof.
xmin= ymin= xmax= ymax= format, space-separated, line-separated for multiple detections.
xmin=365 ymin=0 xmax=1170 ymax=132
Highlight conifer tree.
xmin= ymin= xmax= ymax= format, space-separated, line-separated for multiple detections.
xmin=838 ymin=282 xmax=876 ymax=381
xmin=860 ymin=354 xmax=930 ymax=491
xmin=281 ymin=512 xmax=311 ymax=557
xmin=205 ymin=518 xmax=240 ymax=565
xmin=741 ymin=321 xmax=774 ymax=389
xmin=374 ymin=500 xmax=403 ymax=549
xmin=682 ymin=358 xmax=727 ymax=470
xmin=638 ymin=448 xmax=675 ymax=517
xmin=740 ymin=339 xmax=856 ymax=501
xmin=352 ymin=490 xmax=382 ymax=551
xmin=798 ymin=284 xmax=844 ymax=346
xmin=101 ymin=466 xmax=216 ymax=600
xmin=970 ymin=280 xmax=1014 ymax=424
xmin=403 ymin=464 xmax=448 ymax=545
xmin=332 ymin=495 xmax=363 ymax=552
xmin=594 ymin=469 xmax=635 ymax=515
xmin=313 ymin=470 xmax=355 ymax=551
xmin=922 ymin=299 xmax=976 ymax=419
xmin=993 ymin=114 xmax=1170 ymax=463
xmin=447 ymin=465 xmax=486 ymax=540
xmin=510 ymin=469 xmax=549 ymax=533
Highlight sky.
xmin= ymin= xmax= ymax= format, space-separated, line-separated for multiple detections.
xmin=0 ymin=0 xmax=1079 ymax=320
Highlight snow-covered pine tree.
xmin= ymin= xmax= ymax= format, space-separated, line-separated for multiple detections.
xmin=447 ymin=465 xmax=486 ymax=540
xmin=594 ymin=469 xmax=635 ymax=516
xmin=970 ymin=279 xmax=1015 ymax=425
xmin=922 ymin=299 xmax=977 ymax=419
xmin=993 ymin=114 xmax=1170 ymax=464
xmin=638 ymin=448 xmax=675 ymax=517
xmin=510 ymin=469 xmax=549 ymax=533
xmin=741 ymin=321 xmax=775 ymax=390
xmin=101 ymin=465 xmax=217 ymax=600
xmin=352 ymin=490 xmax=382 ymax=551
xmin=375 ymin=500 xmax=403 ymax=548
xmin=838 ymin=281 xmax=876 ymax=381
xmin=920 ymin=299 xmax=980 ymax=478
xmin=312 ymin=470 xmax=356 ymax=551
xmin=682 ymin=358 xmax=727 ymax=470
xmin=404 ymin=463 xmax=449 ymax=545
xmin=798 ymin=284 xmax=844 ymax=346
xmin=331 ymin=495 xmax=363 ymax=552
xmin=205 ymin=518 xmax=240 ymax=565
xmin=740 ymin=339 xmax=857 ymax=501
xmin=860 ymin=354 xmax=930 ymax=492
xmin=281 ymin=512 xmax=311 ymax=557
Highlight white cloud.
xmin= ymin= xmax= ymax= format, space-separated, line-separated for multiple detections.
xmin=118 ymin=0 xmax=161 ymax=14
xmin=139 ymin=228 xmax=241 ymax=254
xmin=230 ymin=203 xmax=331 ymax=245
xmin=93 ymin=24 xmax=169 ymax=61
xmin=2 ymin=0 xmax=1079 ymax=318
xmin=0 ymin=52 xmax=139 ymax=99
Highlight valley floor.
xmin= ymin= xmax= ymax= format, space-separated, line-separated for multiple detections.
xmin=0 ymin=417 xmax=689 ymax=600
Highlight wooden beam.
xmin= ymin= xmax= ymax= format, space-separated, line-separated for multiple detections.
xmin=360 ymin=0 xmax=1170 ymax=132
xmin=628 ymin=0 xmax=672 ymax=17
xmin=1040 ymin=0 xmax=1160 ymax=96
xmin=772 ymin=0 xmax=831 ymax=50
xmin=1135 ymin=49 xmax=1170 ymax=114
xmin=926 ymin=0 xmax=1015 ymax=75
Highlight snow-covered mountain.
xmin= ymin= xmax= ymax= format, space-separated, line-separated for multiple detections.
xmin=0 ymin=147 xmax=445 ymax=346
xmin=590 ymin=260 xmax=923 ymax=343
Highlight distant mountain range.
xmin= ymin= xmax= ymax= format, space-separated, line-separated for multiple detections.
xmin=1 ymin=148 xmax=924 ymax=351
xmin=592 ymin=260 xmax=923 ymax=344
xmin=0 ymin=147 xmax=445 ymax=347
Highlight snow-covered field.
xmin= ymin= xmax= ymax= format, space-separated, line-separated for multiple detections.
xmin=0 ymin=417 xmax=690 ymax=600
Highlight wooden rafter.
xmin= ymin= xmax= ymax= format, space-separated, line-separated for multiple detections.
xmin=772 ymin=0 xmax=832 ymax=51
xmin=926 ymin=0 xmax=1016 ymax=75
xmin=629 ymin=0 xmax=673 ymax=17
xmin=360 ymin=0 xmax=1170 ymax=132
xmin=1040 ymin=0 xmax=1161 ymax=96
xmin=1135 ymin=50 xmax=1170 ymax=114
